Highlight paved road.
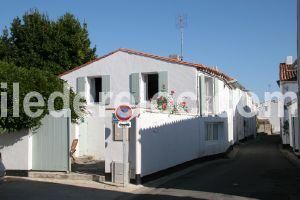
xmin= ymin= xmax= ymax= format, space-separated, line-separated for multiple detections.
xmin=1 ymin=134 xmax=300 ymax=200
xmin=133 ymin=134 xmax=300 ymax=200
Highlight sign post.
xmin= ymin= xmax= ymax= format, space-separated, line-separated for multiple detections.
xmin=122 ymin=127 xmax=127 ymax=187
xmin=115 ymin=105 xmax=133 ymax=187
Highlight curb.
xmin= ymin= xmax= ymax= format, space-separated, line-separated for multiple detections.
xmin=4 ymin=176 xmax=31 ymax=182
xmin=28 ymin=171 xmax=105 ymax=182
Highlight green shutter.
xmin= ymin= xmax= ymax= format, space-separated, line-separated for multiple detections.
xmin=130 ymin=73 xmax=140 ymax=105
xmin=199 ymin=75 xmax=206 ymax=116
xmin=77 ymin=77 xmax=86 ymax=97
xmin=214 ymin=78 xmax=219 ymax=114
xmin=102 ymin=75 xmax=110 ymax=105
xmin=158 ymin=71 xmax=168 ymax=92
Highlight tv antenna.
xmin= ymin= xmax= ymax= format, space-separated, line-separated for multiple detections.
xmin=176 ymin=14 xmax=187 ymax=61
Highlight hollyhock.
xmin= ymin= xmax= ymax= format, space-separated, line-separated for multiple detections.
xmin=162 ymin=103 xmax=167 ymax=110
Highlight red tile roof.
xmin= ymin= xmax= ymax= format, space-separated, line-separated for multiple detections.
xmin=279 ymin=63 xmax=297 ymax=82
xmin=59 ymin=48 xmax=234 ymax=82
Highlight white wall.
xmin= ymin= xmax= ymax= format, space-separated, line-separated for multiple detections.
xmin=258 ymin=101 xmax=281 ymax=134
xmin=0 ymin=129 xmax=32 ymax=170
xmin=288 ymin=101 xmax=299 ymax=150
xmin=279 ymin=81 xmax=298 ymax=145
xmin=280 ymin=82 xmax=298 ymax=95
xmin=136 ymin=112 xmax=229 ymax=177
xmin=72 ymin=105 xmax=106 ymax=160
xmin=232 ymin=88 xmax=245 ymax=141
xmin=104 ymin=110 xmax=124 ymax=173
xmin=217 ymin=78 xmax=230 ymax=114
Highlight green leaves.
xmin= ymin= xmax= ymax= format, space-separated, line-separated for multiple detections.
xmin=0 ymin=9 xmax=91 ymax=133
xmin=0 ymin=61 xmax=86 ymax=132
xmin=0 ymin=9 xmax=96 ymax=75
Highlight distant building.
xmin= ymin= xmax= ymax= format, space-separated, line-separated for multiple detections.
xmin=257 ymin=100 xmax=280 ymax=135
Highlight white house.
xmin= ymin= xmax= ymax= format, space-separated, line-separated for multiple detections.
xmin=60 ymin=48 xmax=257 ymax=183
xmin=257 ymin=100 xmax=281 ymax=135
xmin=277 ymin=57 xmax=298 ymax=148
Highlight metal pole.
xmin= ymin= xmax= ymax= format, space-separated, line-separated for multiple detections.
xmin=122 ymin=127 xmax=127 ymax=187
xmin=180 ymin=28 xmax=184 ymax=61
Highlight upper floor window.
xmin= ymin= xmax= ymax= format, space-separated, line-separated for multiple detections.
xmin=142 ymin=73 xmax=159 ymax=101
xmin=88 ymin=77 xmax=102 ymax=103
xmin=77 ymin=76 xmax=110 ymax=105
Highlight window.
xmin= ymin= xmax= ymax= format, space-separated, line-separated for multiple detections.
xmin=205 ymin=77 xmax=214 ymax=114
xmin=94 ymin=77 xmax=102 ymax=103
xmin=142 ymin=73 xmax=159 ymax=101
xmin=89 ymin=77 xmax=102 ymax=103
xmin=77 ymin=75 xmax=110 ymax=105
xmin=206 ymin=122 xmax=223 ymax=141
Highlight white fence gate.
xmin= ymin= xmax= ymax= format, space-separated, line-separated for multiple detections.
xmin=32 ymin=110 xmax=71 ymax=172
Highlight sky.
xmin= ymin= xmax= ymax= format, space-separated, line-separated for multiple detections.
xmin=0 ymin=0 xmax=297 ymax=100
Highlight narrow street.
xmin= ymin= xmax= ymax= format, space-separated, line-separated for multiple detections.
xmin=133 ymin=134 xmax=300 ymax=200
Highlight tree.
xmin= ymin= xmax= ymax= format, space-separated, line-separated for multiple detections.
xmin=0 ymin=9 xmax=96 ymax=75
xmin=0 ymin=61 xmax=85 ymax=132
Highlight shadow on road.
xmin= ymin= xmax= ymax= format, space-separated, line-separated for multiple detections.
xmin=137 ymin=134 xmax=300 ymax=200
xmin=0 ymin=179 xmax=203 ymax=200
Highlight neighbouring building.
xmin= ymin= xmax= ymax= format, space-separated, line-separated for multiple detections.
xmin=257 ymin=100 xmax=280 ymax=135
xmin=277 ymin=56 xmax=299 ymax=152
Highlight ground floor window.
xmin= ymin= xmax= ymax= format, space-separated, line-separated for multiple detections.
xmin=206 ymin=122 xmax=223 ymax=141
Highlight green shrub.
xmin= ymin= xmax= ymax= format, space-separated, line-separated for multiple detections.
xmin=0 ymin=61 xmax=85 ymax=132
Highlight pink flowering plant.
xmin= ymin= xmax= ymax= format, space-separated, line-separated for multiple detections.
xmin=151 ymin=90 xmax=188 ymax=114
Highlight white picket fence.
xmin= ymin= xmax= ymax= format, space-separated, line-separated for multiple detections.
xmin=137 ymin=112 xmax=230 ymax=177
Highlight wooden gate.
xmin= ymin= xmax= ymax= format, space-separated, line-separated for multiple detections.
xmin=32 ymin=110 xmax=70 ymax=171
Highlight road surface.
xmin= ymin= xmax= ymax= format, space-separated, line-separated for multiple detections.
xmin=132 ymin=134 xmax=300 ymax=200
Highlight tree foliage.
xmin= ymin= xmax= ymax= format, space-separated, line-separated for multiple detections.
xmin=0 ymin=9 xmax=96 ymax=75
xmin=0 ymin=61 xmax=85 ymax=132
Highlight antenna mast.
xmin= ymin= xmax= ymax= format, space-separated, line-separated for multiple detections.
xmin=176 ymin=14 xmax=187 ymax=61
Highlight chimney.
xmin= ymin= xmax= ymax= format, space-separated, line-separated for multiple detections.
xmin=169 ymin=54 xmax=181 ymax=61
xmin=285 ymin=56 xmax=293 ymax=65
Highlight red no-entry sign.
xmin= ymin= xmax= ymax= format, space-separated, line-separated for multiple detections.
xmin=115 ymin=105 xmax=133 ymax=122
